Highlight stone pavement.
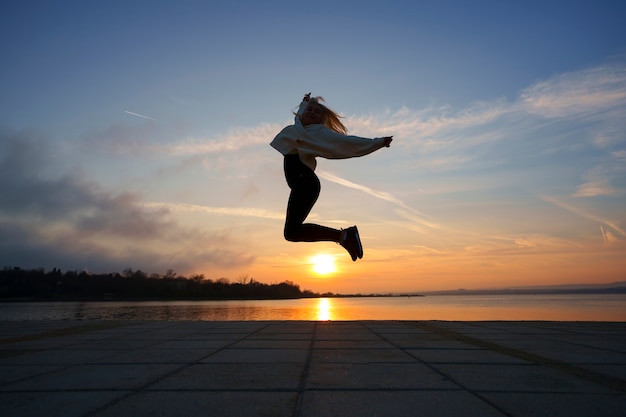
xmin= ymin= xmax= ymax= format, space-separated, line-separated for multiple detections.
xmin=0 ymin=320 xmax=625 ymax=417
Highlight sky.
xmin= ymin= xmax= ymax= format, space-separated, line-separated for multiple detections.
xmin=1 ymin=0 xmax=625 ymax=294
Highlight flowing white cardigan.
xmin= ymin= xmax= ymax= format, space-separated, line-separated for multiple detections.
xmin=270 ymin=100 xmax=387 ymax=171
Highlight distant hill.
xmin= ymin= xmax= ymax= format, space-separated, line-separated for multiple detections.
xmin=420 ymin=281 xmax=626 ymax=295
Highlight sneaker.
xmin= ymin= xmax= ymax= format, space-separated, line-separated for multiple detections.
xmin=340 ymin=226 xmax=363 ymax=261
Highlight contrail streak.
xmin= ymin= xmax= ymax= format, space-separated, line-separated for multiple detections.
xmin=317 ymin=170 xmax=439 ymax=230
xmin=542 ymin=195 xmax=625 ymax=237
xmin=600 ymin=226 xmax=608 ymax=243
xmin=125 ymin=110 xmax=157 ymax=121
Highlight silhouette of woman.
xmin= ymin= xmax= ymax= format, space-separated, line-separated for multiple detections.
xmin=270 ymin=93 xmax=393 ymax=261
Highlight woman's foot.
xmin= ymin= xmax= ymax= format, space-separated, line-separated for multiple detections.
xmin=340 ymin=226 xmax=363 ymax=261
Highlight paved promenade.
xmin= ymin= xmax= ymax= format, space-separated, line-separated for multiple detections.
xmin=0 ymin=320 xmax=624 ymax=416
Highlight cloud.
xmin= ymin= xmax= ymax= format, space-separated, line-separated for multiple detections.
xmin=0 ymin=136 xmax=170 ymax=239
xmin=336 ymin=61 xmax=626 ymax=175
xmin=461 ymin=233 xmax=587 ymax=258
xmin=520 ymin=62 xmax=626 ymax=119
xmin=79 ymin=121 xmax=163 ymax=156
xmin=0 ymin=132 xmax=256 ymax=273
xmin=163 ymin=123 xmax=283 ymax=156
xmin=348 ymin=100 xmax=511 ymax=147
xmin=142 ymin=201 xmax=284 ymax=220
xmin=573 ymin=166 xmax=620 ymax=197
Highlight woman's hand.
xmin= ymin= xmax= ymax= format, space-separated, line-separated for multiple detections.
xmin=303 ymin=92 xmax=311 ymax=102
xmin=383 ymin=136 xmax=393 ymax=147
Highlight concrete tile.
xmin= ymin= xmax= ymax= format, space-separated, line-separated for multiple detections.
xmin=482 ymin=392 xmax=626 ymax=417
xmin=247 ymin=332 xmax=312 ymax=340
xmin=364 ymin=323 xmax=432 ymax=334
xmin=312 ymin=348 xmax=414 ymax=364
xmin=4 ymin=363 xmax=180 ymax=391
xmin=316 ymin=322 xmax=365 ymax=331
xmin=522 ymin=347 xmax=626 ymax=365
xmin=384 ymin=338 xmax=482 ymax=349
xmin=0 ymin=391 xmax=131 ymax=417
xmin=149 ymin=362 xmax=304 ymax=390
xmin=307 ymin=362 xmax=457 ymax=389
xmin=0 ymin=364 xmax=64 ymax=385
xmin=66 ymin=338 xmax=160 ymax=350
xmin=431 ymin=363 xmax=616 ymax=393
xmin=93 ymin=391 xmax=297 ymax=417
xmin=578 ymin=364 xmax=626 ymax=381
xmin=151 ymin=339 xmax=230 ymax=349
xmin=260 ymin=322 xmax=315 ymax=332
xmin=407 ymin=348 xmax=530 ymax=364
xmin=212 ymin=323 xmax=268 ymax=333
xmin=315 ymin=331 xmax=379 ymax=341
xmin=553 ymin=337 xmax=626 ymax=353
xmin=0 ymin=349 xmax=118 ymax=365
xmin=299 ymin=391 xmax=505 ymax=417
xmin=1 ymin=339 xmax=84 ymax=350
xmin=183 ymin=333 xmax=246 ymax=341
xmin=313 ymin=339 xmax=395 ymax=349
xmin=230 ymin=339 xmax=311 ymax=349
xmin=95 ymin=348 xmax=212 ymax=364
xmin=201 ymin=348 xmax=309 ymax=363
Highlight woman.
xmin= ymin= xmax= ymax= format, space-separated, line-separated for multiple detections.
xmin=270 ymin=93 xmax=393 ymax=261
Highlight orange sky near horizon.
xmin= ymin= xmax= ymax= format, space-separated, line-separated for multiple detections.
xmin=186 ymin=225 xmax=626 ymax=294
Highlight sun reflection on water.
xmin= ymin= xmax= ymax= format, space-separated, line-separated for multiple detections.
xmin=316 ymin=297 xmax=332 ymax=321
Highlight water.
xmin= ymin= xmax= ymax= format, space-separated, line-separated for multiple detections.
xmin=1 ymin=294 xmax=624 ymax=321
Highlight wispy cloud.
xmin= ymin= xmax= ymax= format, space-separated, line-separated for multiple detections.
xmin=143 ymin=201 xmax=284 ymax=220
xmin=520 ymin=62 xmax=626 ymax=118
xmin=348 ymin=100 xmax=511 ymax=146
xmin=573 ymin=166 xmax=621 ymax=197
xmin=163 ymin=124 xmax=282 ymax=156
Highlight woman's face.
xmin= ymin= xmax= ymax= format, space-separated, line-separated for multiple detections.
xmin=301 ymin=102 xmax=325 ymax=126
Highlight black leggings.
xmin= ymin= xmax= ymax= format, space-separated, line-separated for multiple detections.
xmin=283 ymin=154 xmax=341 ymax=242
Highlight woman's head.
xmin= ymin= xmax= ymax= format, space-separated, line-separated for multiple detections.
xmin=300 ymin=97 xmax=347 ymax=135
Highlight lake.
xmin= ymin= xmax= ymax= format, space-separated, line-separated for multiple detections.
xmin=1 ymin=294 xmax=624 ymax=321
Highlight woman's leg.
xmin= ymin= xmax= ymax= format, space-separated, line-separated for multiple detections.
xmin=283 ymin=156 xmax=341 ymax=242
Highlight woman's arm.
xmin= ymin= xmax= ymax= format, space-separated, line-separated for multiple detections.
xmin=296 ymin=125 xmax=391 ymax=160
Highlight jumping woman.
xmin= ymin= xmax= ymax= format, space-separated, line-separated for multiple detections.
xmin=270 ymin=93 xmax=393 ymax=261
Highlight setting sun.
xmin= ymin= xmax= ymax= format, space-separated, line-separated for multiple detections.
xmin=311 ymin=254 xmax=336 ymax=275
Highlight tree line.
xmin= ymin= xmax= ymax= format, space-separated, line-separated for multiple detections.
xmin=0 ymin=267 xmax=320 ymax=301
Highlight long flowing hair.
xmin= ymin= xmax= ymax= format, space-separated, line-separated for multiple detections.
xmin=297 ymin=96 xmax=348 ymax=135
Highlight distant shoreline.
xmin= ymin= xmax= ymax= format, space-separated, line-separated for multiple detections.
xmin=2 ymin=289 xmax=625 ymax=303
xmin=419 ymin=287 xmax=626 ymax=297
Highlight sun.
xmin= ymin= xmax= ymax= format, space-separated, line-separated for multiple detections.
xmin=311 ymin=254 xmax=337 ymax=275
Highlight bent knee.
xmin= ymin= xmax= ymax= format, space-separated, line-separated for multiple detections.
xmin=284 ymin=229 xmax=299 ymax=242
xmin=284 ymin=224 xmax=303 ymax=242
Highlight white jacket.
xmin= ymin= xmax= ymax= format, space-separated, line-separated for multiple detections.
xmin=270 ymin=100 xmax=387 ymax=171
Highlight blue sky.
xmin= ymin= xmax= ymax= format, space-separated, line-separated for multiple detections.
xmin=1 ymin=1 xmax=625 ymax=293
